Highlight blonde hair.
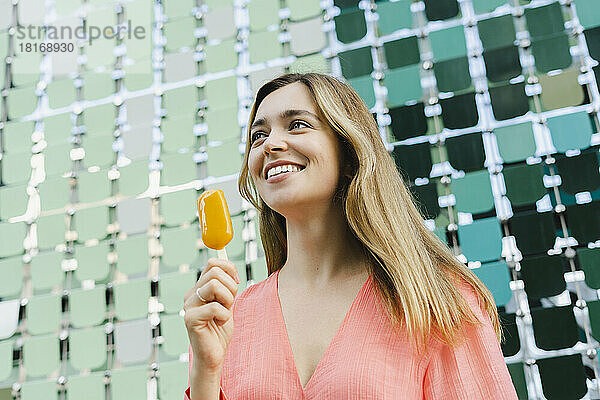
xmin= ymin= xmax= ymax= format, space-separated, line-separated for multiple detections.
xmin=237 ymin=73 xmax=503 ymax=354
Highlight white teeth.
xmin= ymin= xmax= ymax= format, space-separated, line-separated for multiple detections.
xmin=267 ymin=164 xmax=302 ymax=179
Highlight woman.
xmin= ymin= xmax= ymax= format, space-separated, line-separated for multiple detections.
xmin=183 ymin=73 xmax=518 ymax=399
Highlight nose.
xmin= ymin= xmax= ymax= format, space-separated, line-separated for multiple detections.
xmin=263 ymin=129 xmax=289 ymax=155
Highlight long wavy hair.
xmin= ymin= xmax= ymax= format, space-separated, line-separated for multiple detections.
xmin=237 ymin=73 xmax=503 ymax=354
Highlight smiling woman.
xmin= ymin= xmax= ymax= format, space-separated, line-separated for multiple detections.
xmin=183 ymin=73 xmax=518 ymax=400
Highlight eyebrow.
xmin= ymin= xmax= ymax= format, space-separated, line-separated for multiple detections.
xmin=250 ymin=109 xmax=321 ymax=131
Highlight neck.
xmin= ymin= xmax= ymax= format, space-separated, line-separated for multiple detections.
xmin=279 ymin=204 xmax=370 ymax=289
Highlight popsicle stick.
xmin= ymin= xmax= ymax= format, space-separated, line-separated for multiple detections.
xmin=217 ymin=248 xmax=228 ymax=261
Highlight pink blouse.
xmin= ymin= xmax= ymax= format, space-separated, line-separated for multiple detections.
xmin=185 ymin=269 xmax=518 ymax=399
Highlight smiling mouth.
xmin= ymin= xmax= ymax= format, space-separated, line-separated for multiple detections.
xmin=266 ymin=166 xmax=306 ymax=182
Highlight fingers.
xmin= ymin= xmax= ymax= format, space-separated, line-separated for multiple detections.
xmin=204 ymin=258 xmax=240 ymax=285
xmin=184 ymin=278 xmax=236 ymax=311
xmin=183 ymin=258 xmax=240 ymax=311
xmin=184 ymin=302 xmax=232 ymax=329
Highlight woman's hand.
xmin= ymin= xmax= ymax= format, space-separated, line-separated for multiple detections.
xmin=183 ymin=258 xmax=240 ymax=372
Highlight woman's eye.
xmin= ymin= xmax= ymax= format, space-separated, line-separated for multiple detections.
xmin=251 ymin=132 xmax=266 ymax=143
xmin=290 ymin=120 xmax=309 ymax=130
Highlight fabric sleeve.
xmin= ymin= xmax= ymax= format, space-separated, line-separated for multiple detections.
xmin=423 ymin=282 xmax=518 ymax=400
xmin=185 ymin=345 xmax=230 ymax=400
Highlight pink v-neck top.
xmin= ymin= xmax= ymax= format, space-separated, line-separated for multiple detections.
xmin=185 ymin=269 xmax=518 ymax=399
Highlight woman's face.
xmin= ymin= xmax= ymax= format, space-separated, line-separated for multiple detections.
xmin=247 ymin=82 xmax=344 ymax=217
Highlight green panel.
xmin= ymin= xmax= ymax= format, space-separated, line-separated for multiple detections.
xmin=164 ymin=0 xmax=194 ymax=19
xmin=44 ymin=142 xmax=72 ymax=177
xmin=288 ymin=0 xmax=321 ymax=21
xmin=82 ymin=134 xmax=114 ymax=169
xmin=6 ymin=85 xmax=38 ymax=119
xmin=334 ymin=8 xmax=367 ymax=44
xmin=67 ymin=372 xmax=105 ymax=400
xmin=503 ymin=163 xmax=547 ymax=206
xmin=85 ymin=103 xmax=115 ymax=136
xmin=429 ymin=25 xmax=467 ymax=62
xmin=85 ymin=38 xmax=115 ymax=70
xmin=531 ymin=34 xmax=572 ymax=73
xmin=0 ymin=339 xmax=14 ymax=382
xmin=377 ymin=0 xmax=412 ymax=35
xmin=30 ymin=251 xmax=64 ymax=291
xmin=580 ymin=247 xmax=600 ymax=289
xmin=383 ymin=36 xmax=420 ymax=69
xmin=525 ymin=2 xmax=565 ymax=40
xmin=575 ymin=0 xmax=600 ymax=29
xmin=347 ymin=75 xmax=376 ymax=109
xmin=2 ymin=150 xmax=31 ymax=185
xmin=27 ymin=293 xmax=61 ymax=335
xmin=163 ymin=85 xmax=197 ymax=118
xmin=77 ymin=169 xmax=112 ymax=203
xmin=506 ymin=363 xmax=529 ymax=400
xmin=457 ymin=217 xmax=502 ymax=263
xmin=206 ymin=107 xmax=240 ymax=143
xmin=289 ymin=53 xmax=330 ymax=74
xmin=123 ymin=58 xmax=153 ymax=91
xmin=161 ymin=153 xmax=197 ymax=186
xmin=228 ymin=215 xmax=245 ymax=259
xmin=161 ymin=226 xmax=198 ymax=268
xmin=205 ymin=0 xmax=234 ymax=8
xmin=36 ymin=213 xmax=66 ymax=250
xmin=205 ymin=38 xmax=238 ymax=73
xmin=206 ymin=141 xmax=242 ymax=177
xmin=161 ymin=114 xmax=196 ymax=152
xmin=116 ymin=235 xmax=150 ymax=276
xmin=43 ymin=112 xmax=72 ymax=144
xmin=11 ymin=51 xmax=42 ymax=87
xmin=46 ymin=78 xmax=76 ymax=109
xmin=0 ymin=184 xmax=29 ymax=219
xmin=248 ymin=0 xmax=280 ymax=31
xmin=0 ymin=222 xmax=26 ymax=257
xmin=38 ymin=175 xmax=70 ymax=212
xmin=248 ymin=30 xmax=281 ymax=64
xmin=161 ymin=314 xmax=189 ymax=357
xmin=451 ymin=169 xmax=494 ymax=214
xmin=113 ymin=279 xmax=150 ymax=321
xmin=472 ymin=0 xmax=505 ymax=14
xmin=477 ymin=14 xmax=516 ymax=51
xmin=385 ymin=65 xmax=422 ymax=107
xmin=547 ymin=111 xmax=594 ymax=153
xmin=74 ymin=243 xmax=110 ymax=283
xmin=160 ymin=189 xmax=198 ymax=226
xmin=494 ymin=122 xmax=537 ymax=163
xmin=158 ymin=361 xmax=190 ymax=400
xmin=160 ymin=271 xmax=197 ymax=314
xmin=118 ymin=161 xmax=149 ymax=196
xmin=110 ymin=366 xmax=148 ymax=400
xmin=0 ymin=256 xmax=23 ymax=299
xmin=433 ymin=56 xmax=471 ymax=93
xmin=82 ymin=73 xmax=114 ymax=100
xmin=2 ymin=121 xmax=34 ymax=152
xmin=470 ymin=261 xmax=512 ymax=306
xmin=164 ymin=16 xmax=196 ymax=52
xmin=338 ymin=46 xmax=373 ymax=79
xmin=23 ymin=334 xmax=60 ymax=378
xmin=69 ymin=326 xmax=107 ymax=370
xmin=21 ymin=379 xmax=58 ymax=400
xmin=75 ymin=206 xmax=109 ymax=242
xmin=70 ymin=286 xmax=107 ymax=328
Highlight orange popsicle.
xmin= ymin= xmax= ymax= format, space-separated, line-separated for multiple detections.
xmin=197 ymin=189 xmax=234 ymax=260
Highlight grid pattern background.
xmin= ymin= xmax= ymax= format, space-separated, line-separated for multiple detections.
xmin=0 ymin=0 xmax=599 ymax=399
